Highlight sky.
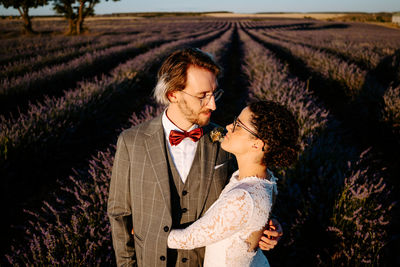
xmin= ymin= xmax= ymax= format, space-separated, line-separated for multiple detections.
xmin=1 ymin=0 xmax=399 ymax=16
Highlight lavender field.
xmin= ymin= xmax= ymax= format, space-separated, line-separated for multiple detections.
xmin=1 ymin=17 xmax=400 ymax=266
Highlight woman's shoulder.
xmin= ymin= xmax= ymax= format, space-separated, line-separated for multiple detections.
xmin=219 ymin=186 xmax=255 ymax=207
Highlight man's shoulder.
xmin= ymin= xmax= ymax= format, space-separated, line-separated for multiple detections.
xmin=119 ymin=115 xmax=162 ymax=143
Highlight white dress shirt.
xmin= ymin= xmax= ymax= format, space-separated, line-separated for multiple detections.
xmin=162 ymin=109 xmax=199 ymax=184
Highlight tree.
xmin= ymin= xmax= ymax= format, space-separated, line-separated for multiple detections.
xmin=52 ymin=0 xmax=119 ymax=35
xmin=0 ymin=0 xmax=48 ymax=34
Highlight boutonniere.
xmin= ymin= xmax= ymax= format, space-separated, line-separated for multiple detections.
xmin=209 ymin=126 xmax=225 ymax=143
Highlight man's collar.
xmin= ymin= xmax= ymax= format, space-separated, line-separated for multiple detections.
xmin=162 ymin=109 xmax=198 ymax=138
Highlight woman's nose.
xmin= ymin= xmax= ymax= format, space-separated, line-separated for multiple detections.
xmin=226 ymin=123 xmax=233 ymax=132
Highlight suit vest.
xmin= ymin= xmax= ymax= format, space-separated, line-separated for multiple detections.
xmin=165 ymin=141 xmax=205 ymax=267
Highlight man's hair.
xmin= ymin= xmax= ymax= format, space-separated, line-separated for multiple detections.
xmin=153 ymin=48 xmax=221 ymax=105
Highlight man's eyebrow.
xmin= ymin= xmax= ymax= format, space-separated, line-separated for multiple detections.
xmin=198 ymin=88 xmax=216 ymax=94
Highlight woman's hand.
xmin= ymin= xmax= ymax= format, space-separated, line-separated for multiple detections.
xmin=258 ymin=218 xmax=283 ymax=251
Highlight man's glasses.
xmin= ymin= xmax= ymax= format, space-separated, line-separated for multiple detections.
xmin=180 ymin=89 xmax=224 ymax=106
xmin=232 ymin=116 xmax=265 ymax=151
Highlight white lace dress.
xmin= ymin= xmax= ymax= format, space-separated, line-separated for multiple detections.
xmin=168 ymin=170 xmax=277 ymax=267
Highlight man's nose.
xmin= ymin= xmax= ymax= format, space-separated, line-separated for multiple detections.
xmin=205 ymin=95 xmax=217 ymax=111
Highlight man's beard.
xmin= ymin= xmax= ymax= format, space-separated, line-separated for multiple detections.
xmin=178 ymin=98 xmax=212 ymax=126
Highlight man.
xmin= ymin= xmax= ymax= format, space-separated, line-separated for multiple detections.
xmin=108 ymin=48 xmax=282 ymax=267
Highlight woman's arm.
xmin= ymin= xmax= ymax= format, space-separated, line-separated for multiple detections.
xmin=168 ymin=189 xmax=254 ymax=249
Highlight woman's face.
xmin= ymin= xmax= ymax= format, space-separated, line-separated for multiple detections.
xmin=221 ymin=107 xmax=258 ymax=155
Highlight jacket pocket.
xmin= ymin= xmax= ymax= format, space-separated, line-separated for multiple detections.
xmin=214 ymin=162 xmax=226 ymax=169
xmin=213 ymin=160 xmax=229 ymax=176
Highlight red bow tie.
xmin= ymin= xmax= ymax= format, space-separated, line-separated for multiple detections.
xmin=169 ymin=128 xmax=203 ymax=146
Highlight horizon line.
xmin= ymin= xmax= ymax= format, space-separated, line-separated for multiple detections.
xmin=2 ymin=10 xmax=400 ymax=16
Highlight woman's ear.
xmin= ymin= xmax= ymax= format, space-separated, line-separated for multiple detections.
xmin=253 ymin=139 xmax=266 ymax=151
xmin=261 ymin=140 xmax=268 ymax=152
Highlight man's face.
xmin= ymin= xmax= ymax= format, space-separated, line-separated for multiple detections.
xmin=176 ymin=66 xmax=218 ymax=127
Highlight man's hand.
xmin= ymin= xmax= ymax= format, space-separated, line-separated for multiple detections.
xmin=258 ymin=218 xmax=283 ymax=251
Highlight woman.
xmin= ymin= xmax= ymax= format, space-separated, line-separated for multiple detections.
xmin=167 ymin=100 xmax=300 ymax=266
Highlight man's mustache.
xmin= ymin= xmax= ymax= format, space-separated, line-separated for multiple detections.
xmin=200 ymin=109 xmax=213 ymax=114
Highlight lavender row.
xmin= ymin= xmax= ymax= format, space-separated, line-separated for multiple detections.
xmin=1 ymin=31 xmax=149 ymax=79
xmin=1 ymin=18 xmax=68 ymax=36
xmin=382 ymin=85 xmax=400 ymax=139
xmin=0 ymin=34 xmax=167 ymax=114
xmin=1 ymin=29 xmax=138 ymax=63
xmin=0 ymin=27 xmax=223 ymax=115
xmin=1 ymin=34 xmax=116 ymax=65
xmin=246 ymin=26 xmax=400 ymax=140
xmin=105 ymin=23 xmax=230 ymax=79
xmin=200 ymin=27 xmax=234 ymax=65
xmin=0 ymin=20 xmax=226 ymax=65
xmin=265 ymin=31 xmax=385 ymax=70
xmin=247 ymin=28 xmax=367 ymax=98
xmin=0 ymin=22 xmax=225 ymax=76
xmin=0 ymin=25 xmax=230 ymax=168
xmin=238 ymin=26 xmax=393 ymax=265
xmin=253 ymin=26 xmax=400 ymax=87
xmin=1 ymin=20 xmax=226 ymax=55
xmin=238 ymin=28 xmax=329 ymax=147
xmin=242 ymin=20 xmax=400 ymax=71
xmin=5 ymin=27 xmax=235 ymax=264
xmin=279 ymin=141 xmax=393 ymax=265
xmin=243 ymin=20 xmax=400 ymax=57
xmin=1 ymin=25 xmax=220 ymax=86
xmin=327 ymin=149 xmax=394 ymax=265
xmin=1 ymin=23 xmax=222 ymax=93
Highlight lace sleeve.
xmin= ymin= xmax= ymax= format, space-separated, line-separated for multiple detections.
xmin=167 ymin=189 xmax=254 ymax=249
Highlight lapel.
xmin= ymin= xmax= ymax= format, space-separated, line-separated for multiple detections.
xmin=197 ymin=124 xmax=219 ymax=213
xmin=143 ymin=115 xmax=172 ymax=215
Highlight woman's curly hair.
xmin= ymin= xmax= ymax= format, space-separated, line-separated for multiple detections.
xmin=249 ymin=100 xmax=300 ymax=168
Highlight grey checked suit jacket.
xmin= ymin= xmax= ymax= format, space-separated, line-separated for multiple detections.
xmin=107 ymin=114 xmax=234 ymax=267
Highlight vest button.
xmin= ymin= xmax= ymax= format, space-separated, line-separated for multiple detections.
xmin=160 ymin=255 xmax=166 ymax=261
xmin=182 ymin=257 xmax=188 ymax=262
xmin=182 ymin=208 xmax=188 ymax=213
xmin=164 ymin=226 xmax=169 ymax=232
xmin=182 ymin=190 xmax=188 ymax=196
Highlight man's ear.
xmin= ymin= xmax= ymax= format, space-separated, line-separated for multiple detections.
xmin=167 ymin=90 xmax=178 ymax=103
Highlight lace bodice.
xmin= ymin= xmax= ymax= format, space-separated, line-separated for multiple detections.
xmin=168 ymin=170 xmax=277 ymax=267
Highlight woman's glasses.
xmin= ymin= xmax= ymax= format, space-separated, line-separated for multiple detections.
xmin=232 ymin=117 xmax=259 ymax=138
xmin=232 ymin=116 xmax=265 ymax=151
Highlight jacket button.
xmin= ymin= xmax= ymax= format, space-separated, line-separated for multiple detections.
xmin=160 ymin=255 xmax=166 ymax=261
xmin=182 ymin=208 xmax=188 ymax=213
xmin=182 ymin=257 xmax=188 ymax=262
xmin=164 ymin=226 xmax=169 ymax=232
xmin=182 ymin=190 xmax=188 ymax=196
